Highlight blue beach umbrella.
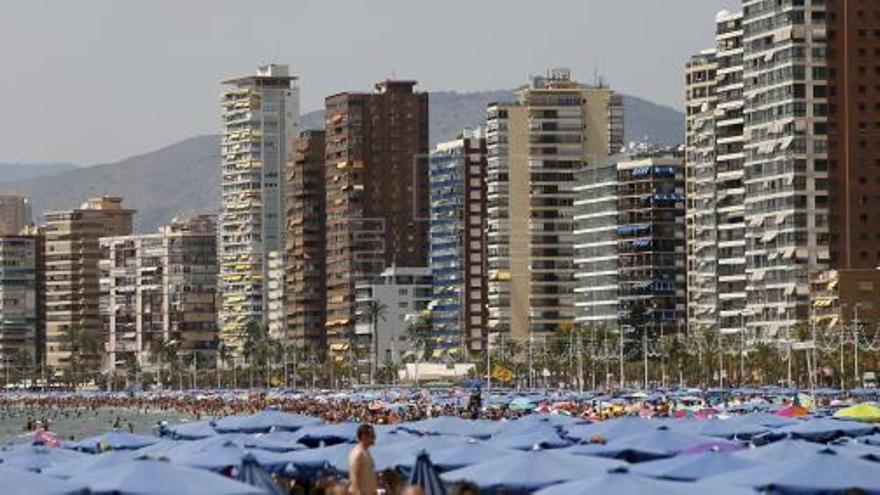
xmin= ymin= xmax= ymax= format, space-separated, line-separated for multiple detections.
xmin=742 ymin=412 xmax=798 ymax=428
xmin=237 ymin=454 xmax=286 ymax=495
xmin=427 ymin=440 xmax=515 ymax=471
xmin=440 ymin=449 xmax=624 ymax=492
xmin=563 ymin=415 xmax=656 ymax=442
xmin=165 ymin=420 xmax=218 ymax=440
xmin=245 ymin=431 xmax=308 ymax=452
xmin=43 ymin=450 xmax=145 ymax=479
xmin=0 ymin=466 xmax=89 ymax=495
xmin=408 ymin=451 xmax=447 ymax=495
xmin=213 ymin=409 xmax=323 ymax=433
xmin=713 ymin=447 xmax=880 ymax=494
xmin=767 ymin=417 xmax=877 ymax=443
xmin=633 ymin=449 xmax=760 ymax=481
xmin=734 ymin=437 xmax=826 ymax=463
xmin=169 ymin=441 xmax=292 ymax=473
xmin=67 ymin=431 xmax=158 ymax=453
xmin=579 ymin=426 xmax=740 ymax=463
xmin=533 ymin=466 xmax=755 ymax=495
xmin=685 ymin=417 xmax=770 ymax=440
xmin=0 ymin=444 xmax=90 ymax=472
xmin=68 ymin=457 xmax=266 ymax=495
xmin=400 ymin=417 xmax=499 ymax=439
xmin=487 ymin=429 xmax=572 ymax=450
xmin=279 ymin=443 xmax=351 ymax=481
xmin=295 ymin=423 xmax=359 ymax=447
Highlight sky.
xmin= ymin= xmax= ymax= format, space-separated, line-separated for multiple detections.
xmin=0 ymin=0 xmax=739 ymax=165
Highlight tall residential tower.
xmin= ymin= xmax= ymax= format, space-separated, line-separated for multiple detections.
xmin=486 ymin=69 xmax=623 ymax=342
xmin=219 ymin=64 xmax=299 ymax=351
xmin=323 ymin=80 xmax=429 ymax=358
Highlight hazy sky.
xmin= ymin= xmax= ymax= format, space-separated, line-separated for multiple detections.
xmin=0 ymin=0 xmax=739 ymax=165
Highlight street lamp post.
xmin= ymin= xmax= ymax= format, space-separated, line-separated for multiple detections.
xmin=853 ymin=304 xmax=861 ymax=389
xmin=486 ymin=331 xmax=491 ymax=392
xmin=718 ymin=330 xmax=724 ymax=389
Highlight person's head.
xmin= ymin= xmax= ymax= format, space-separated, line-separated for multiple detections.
xmin=357 ymin=423 xmax=375 ymax=448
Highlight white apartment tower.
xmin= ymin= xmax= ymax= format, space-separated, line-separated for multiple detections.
xmin=686 ymin=10 xmax=747 ymax=336
xmin=741 ymin=0 xmax=829 ymax=338
xmin=219 ymin=64 xmax=299 ymax=350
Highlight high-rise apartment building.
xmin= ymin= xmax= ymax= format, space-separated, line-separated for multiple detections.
xmin=685 ymin=49 xmax=720 ymax=334
xmin=741 ymin=0 xmax=830 ymax=338
xmin=219 ymin=64 xmax=299 ymax=351
xmin=99 ymin=216 xmax=217 ymax=371
xmin=266 ymin=250 xmax=287 ymax=340
xmin=0 ymin=234 xmax=41 ymax=372
xmin=574 ymin=159 xmax=619 ymax=327
xmin=575 ymin=153 xmax=687 ymax=333
xmin=486 ymin=69 xmax=623 ymax=342
xmin=814 ymin=0 xmax=880 ymax=326
xmin=44 ymin=197 xmax=134 ymax=368
xmin=428 ymin=128 xmax=488 ymax=354
xmin=0 ymin=194 xmax=33 ymax=235
xmin=686 ymin=10 xmax=747 ymax=336
xmin=324 ymin=80 xmax=429 ymax=358
xmin=284 ymin=130 xmax=327 ymax=352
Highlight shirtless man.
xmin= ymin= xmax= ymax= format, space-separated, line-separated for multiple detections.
xmin=348 ymin=424 xmax=378 ymax=495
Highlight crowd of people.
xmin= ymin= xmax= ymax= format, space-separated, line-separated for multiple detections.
xmin=0 ymin=387 xmax=836 ymax=429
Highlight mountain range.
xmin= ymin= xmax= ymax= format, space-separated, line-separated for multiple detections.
xmin=1 ymin=90 xmax=684 ymax=232
xmin=0 ymin=163 xmax=79 ymax=183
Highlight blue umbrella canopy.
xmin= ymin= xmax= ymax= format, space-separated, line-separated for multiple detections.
xmin=0 ymin=444 xmax=90 ymax=472
xmin=768 ymin=417 xmax=877 ymax=443
xmin=213 ymin=409 xmax=324 ymax=433
xmin=576 ymin=426 xmax=740 ymax=463
xmin=68 ymin=457 xmax=266 ymax=495
xmin=632 ymin=449 xmax=760 ymax=481
xmin=0 ymin=466 xmax=89 ymax=495
xmin=713 ymin=447 xmax=880 ymax=494
xmin=279 ymin=443 xmax=351 ymax=481
xmin=43 ymin=450 xmax=145 ymax=479
xmin=742 ymin=412 xmax=798 ymax=429
xmin=862 ymin=434 xmax=880 ymax=447
xmin=487 ymin=429 xmax=572 ymax=451
xmin=245 ymin=431 xmax=308 ymax=452
xmin=409 ymin=451 xmax=447 ymax=495
xmin=426 ymin=440 xmax=515 ymax=471
xmin=440 ymin=449 xmax=624 ymax=491
xmin=533 ymin=466 xmax=754 ymax=495
xmin=168 ymin=441 xmax=292 ymax=474
xmin=237 ymin=454 xmax=286 ymax=495
xmin=295 ymin=422 xmax=359 ymax=447
xmin=401 ymin=417 xmax=499 ymax=439
xmin=165 ymin=420 xmax=218 ymax=440
xmin=563 ymin=416 xmax=657 ymax=443
xmin=67 ymin=431 xmax=158 ymax=453
xmin=734 ymin=437 xmax=826 ymax=463
xmin=682 ymin=417 xmax=770 ymax=440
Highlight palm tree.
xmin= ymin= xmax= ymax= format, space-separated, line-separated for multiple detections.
xmin=62 ymin=327 xmax=99 ymax=389
xmin=359 ymin=301 xmax=388 ymax=385
xmin=216 ymin=341 xmax=232 ymax=389
xmin=241 ymin=320 xmax=274 ymax=387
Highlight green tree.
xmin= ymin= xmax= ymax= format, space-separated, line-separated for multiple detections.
xmin=62 ymin=327 xmax=99 ymax=389
xmin=241 ymin=320 xmax=272 ymax=388
xmin=358 ymin=300 xmax=388 ymax=385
